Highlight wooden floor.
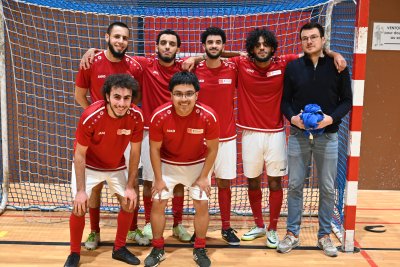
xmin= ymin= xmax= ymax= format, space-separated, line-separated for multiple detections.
xmin=0 ymin=190 xmax=399 ymax=266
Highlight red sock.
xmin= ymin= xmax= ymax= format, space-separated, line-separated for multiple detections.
xmin=143 ymin=196 xmax=152 ymax=224
xmin=248 ymin=188 xmax=264 ymax=228
xmin=89 ymin=207 xmax=100 ymax=233
xmin=268 ymin=189 xmax=283 ymax=231
xmin=172 ymin=196 xmax=184 ymax=227
xmin=114 ymin=209 xmax=133 ymax=250
xmin=129 ymin=206 xmax=139 ymax=231
xmin=69 ymin=213 xmax=85 ymax=254
xmin=194 ymin=237 xmax=206 ymax=249
xmin=218 ymin=187 xmax=231 ymax=230
xmin=152 ymin=237 xmax=165 ymax=249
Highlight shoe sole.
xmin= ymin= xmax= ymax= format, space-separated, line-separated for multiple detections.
xmin=317 ymin=244 xmax=338 ymax=257
xmin=266 ymin=240 xmax=278 ymax=249
xmin=241 ymin=233 xmax=266 ymax=241
xmin=144 ymin=254 xmax=166 ymax=267
xmin=222 ymin=237 xmax=240 ymax=246
xmin=173 ymin=233 xmax=191 ymax=242
xmin=276 ymin=241 xmax=300 ymax=254
xmin=112 ymin=255 xmax=141 ymax=265
xmin=84 ymin=244 xmax=98 ymax=250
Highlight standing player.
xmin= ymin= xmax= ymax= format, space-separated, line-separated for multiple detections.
xmin=80 ymin=29 xmax=200 ymax=242
xmin=75 ymin=22 xmax=148 ymax=249
xmin=144 ymin=71 xmax=219 ymax=267
xmin=226 ymin=28 xmax=346 ymax=248
xmin=64 ymin=74 xmax=143 ymax=267
xmin=193 ymin=27 xmax=240 ymax=245
xmin=278 ymin=22 xmax=352 ymax=257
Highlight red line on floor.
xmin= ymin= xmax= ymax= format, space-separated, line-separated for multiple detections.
xmin=355 ymin=240 xmax=379 ymax=267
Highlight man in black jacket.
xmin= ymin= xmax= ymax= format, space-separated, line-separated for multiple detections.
xmin=278 ymin=22 xmax=352 ymax=257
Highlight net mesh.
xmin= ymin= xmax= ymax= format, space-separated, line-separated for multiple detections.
xmin=0 ymin=0 xmax=356 ymax=232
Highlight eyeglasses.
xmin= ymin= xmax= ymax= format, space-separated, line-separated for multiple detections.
xmin=301 ymin=35 xmax=321 ymax=42
xmin=172 ymin=91 xmax=196 ymax=98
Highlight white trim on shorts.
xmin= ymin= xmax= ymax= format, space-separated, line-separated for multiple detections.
xmin=212 ymin=139 xmax=237 ymax=179
xmin=154 ymin=162 xmax=211 ymax=201
xmin=70 ymin=163 xmax=126 ymax=198
xmin=241 ymin=130 xmax=287 ymax=178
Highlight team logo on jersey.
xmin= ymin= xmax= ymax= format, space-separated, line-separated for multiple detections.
xmin=246 ymin=68 xmax=254 ymax=73
xmin=97 ymin=75 xmax=106 ymax=79
xmin=117 ymin=129 xmax=131 ymax=135
xmin=187 ymin=128 xmax=204 ymax=134
xmin=218 ymin=79 xmax=232 ymax=84
xmin=198 ymin=79 xmax=205 ymax=83
xmin=266 ymin=70 xmax=282 ymax=77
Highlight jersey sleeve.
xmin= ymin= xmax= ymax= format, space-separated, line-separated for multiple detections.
xmin=75 ymin=67 xmax=92 ymax=89
xmin=75 ymin=115 xmax=93 ymax=147
xmin=283 ymin=54 xmax=300 ymax=63
xmin=205 ymin=113 xmax=220 ymax=140
xmin=130 ymin=107 xmax=145 ymax=143
xmin=149 ymin=113 xmax=164 ymax=142
xmin=128 ymin=56 xmax=144 ymax=79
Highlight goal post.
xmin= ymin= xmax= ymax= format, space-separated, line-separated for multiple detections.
xmin=0 ymin=0 xmax=366 ymax=251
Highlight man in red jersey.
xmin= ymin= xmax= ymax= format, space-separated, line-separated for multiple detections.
xmin=64 ymin=74 xmax=143 ymax=267
xmin=192 ymin=27 xmax=240 ymax=245
xmin=226 ymin=28 xmax=346 ymax=248
xmin=80 ymin=29 xmax=200 ymax=242
xmin=143 ymin=71 xmax=219 ymax=267
xmin=75 ymin=22 xmax=148 ymax=249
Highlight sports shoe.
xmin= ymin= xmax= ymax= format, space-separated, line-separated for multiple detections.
xmin=127 ymin=229 xmax=150 ymax=246
xmin=84 ymin=232 xmax=100 ymax=250
xmin=172 ymin=224 xmax=192 ymax=242
xmin=193 ymin=248 xmax=211 ymax=267
xmin=112 ymin=246 xmax=141 ymax=265
xmin=241 ymin=226 xmax=266 ymax=241
xmin=190 ymin=233 xmax=196 ymax=244
xmin=64 ymin=252 xmax=80 ymax=267
xmin=221 ymin=228 xmax=240 ymax=246
xmin=144 ymin=247 xmax=166 ymax=267
xmin=143 ymin=223 xmax=153 ymax=240
xmin=266 ymin=230 xmax=279 ymax=248
xmin=276 ymin=233 xmax=300 ymax=254
xmin=317 ymin=236 xmax=338 ymax=257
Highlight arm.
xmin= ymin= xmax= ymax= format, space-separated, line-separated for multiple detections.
xmin=80 ymin=48 xmax=102 ymax=70
xmin=73 ymin=143 xmax=89 ymax=216
xmin=192 ymin=138 xmax=219 ymax=198
xmin=181 ymin=55 xmax=204 ymax=71
xmin=124 ymin=141 xmax=141 ymax=209
xmin=324 ymin=48 xmax=347 ymax=73
xmin=150 ymin=140 xmax=168 ymax=200
xmin=221 ymin=51 xmax=247 ymax=58
xmin=75 ymin=86 xmax=90 ymax=109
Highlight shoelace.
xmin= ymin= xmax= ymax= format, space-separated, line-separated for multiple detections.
xmin=87 ymin=232 xmax=97 ymax=241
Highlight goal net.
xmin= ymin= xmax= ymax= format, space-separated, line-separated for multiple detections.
xmin=0 ymin=0 xmax=356 ymax=240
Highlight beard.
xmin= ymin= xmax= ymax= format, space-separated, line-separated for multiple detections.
xmin=108 ymin=41 xmax=127 ymax=59
xmin=205 ymin=49 xmax=222 ymax=59
xmin=253 ymin=52 xmax=273 ymax=63
xmin=157 ymin=51 xmax=176 ymax=63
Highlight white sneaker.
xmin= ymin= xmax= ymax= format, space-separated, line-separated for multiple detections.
xmin=266 ymin=230 xmax=279 ymax=248
xmin=317 ymin=236 xmax=338 ymax=257
xmin=241 ymin=226 xmax=266 ymax=241
xmin=127 ymin=229 xmax=150 ymax=246
xmin=173 ymin=224 xmax=192 ymax=242
xmin=277 ymin=234 xmax=300 ymax=254
xmin=143 ymin=222 xmax=153 ymax=240
xmin=84 ymin=232 xmax=100 ymax=250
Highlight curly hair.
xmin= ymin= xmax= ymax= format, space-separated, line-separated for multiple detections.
xmin=246 ymin=28 xmax=278 ymax=58
xmin=102 ymin=73 xmax=139 ymax=102
xmin=201 ymin=27 xmax=226 ymax=44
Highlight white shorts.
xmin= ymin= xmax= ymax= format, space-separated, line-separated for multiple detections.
xmin=141 ymin=130 xmax=155 ymax=182
xmin=71 ymin=163 xmax=126 ymax=198
xmin=155 ymin=162 xmax=211 ymax=201
xmin=212 ymin=139 xmax=237 ymax=179
xmin=242 ymin=130 xmax=287 ymax=178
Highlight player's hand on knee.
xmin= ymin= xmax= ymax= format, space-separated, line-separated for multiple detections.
xmin=192 ymin=177 xmax=211 ymax=198
xmin=73 ymin=191 xmax=88 ymax=216
xmin=151 ymin=180 xmax=168 ymax=201
xmin=123 ymin=187 xmax=137 ymax=211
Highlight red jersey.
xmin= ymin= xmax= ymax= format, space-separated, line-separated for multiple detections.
xmin=129 ymin=56 xmax=183 ymax=128
xmin=149 ymin=102 xmax=219 ymax=165
xmin=75 ymin=51 xmax=142 ymax=103
xmin=75 ymin=101 xmax=144 ymax=171
xmin=229 ymin=54 xmax=298 ymax=132
xmin=194 ymin=60 xmax=237 ymax=142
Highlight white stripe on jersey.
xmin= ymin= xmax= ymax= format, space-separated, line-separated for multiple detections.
xmin=82 ymin=106 xmax=106 ymax=125
xmin=150 ymin=104 xmax=173 ymax=123
xmin=129 ymin=106 xmax=144 ymax=122
xmin=195 ymin=104 xmax=217 ymax=122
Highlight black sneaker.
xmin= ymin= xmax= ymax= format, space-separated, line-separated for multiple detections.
xmin=112 ymin=246 xmax=141 ymax=265
xmin=221 ymin=228 xmax=240 ymax=246
xmin=193 ymin=248 xmax=211 ymax=267
xmin=190 ymin=233 xmax=196 ymax=244
xmin=144 ymin=247 xmax=166 ymax=267
xmin=64 ymin=253 xmax=80 ymax=267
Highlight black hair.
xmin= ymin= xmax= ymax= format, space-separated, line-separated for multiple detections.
xmin=156 ymin=29 xmax=181 ymax=48
xmin=299 ymin=22 xmax=325 ymax=38
xmin=107 ymin=22 xmax=130 ymax=35
xmin=245 ymin=27 xmax=278 ymax=57
xmin=201 ymin=26 xmax=226 ymax=44
xmin=102 ymin=74 xmax=139 ymax=102
xmin=168 ymin=71 xmax=200 ymax=92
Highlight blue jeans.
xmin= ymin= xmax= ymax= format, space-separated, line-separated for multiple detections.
xmin=286 ymin=127 xmax=338 ymax=238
